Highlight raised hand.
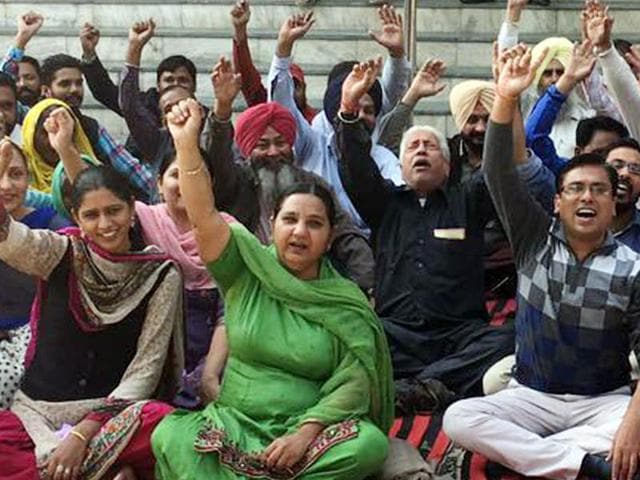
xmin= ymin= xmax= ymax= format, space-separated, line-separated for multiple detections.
xmin=44 ymin=107 xmax=76 ymax=154
xmin=369 ymin=5 xmax=404 ymax=58
xmin=276 ymin=12 xmax=315 ymax=58
xmin=231 ymin=0 xmax=251 ymax=38
xmin=584 ymin=1 xmax=614 ymax=50
xmin=567 ymin=39 xmax=596 ymax=82
xmin=15 ymin=11 xmax=44 ymax=50
xmin=496 ymin=44 xmax=545 ymax=99
xmin=166 ymin=98 xmax=204 ymax=146
xmin=129 ymin=18 xmax=156 ymax=47
xmin=211 ymin=56 xmax=242 ymax=119
xmin=79 ymin=23 xmax=100 ymax=58
xmin=340 ymin=56 xmax=383 ymax=113
xmin=412 ymin=59 xmax=447 ymax=97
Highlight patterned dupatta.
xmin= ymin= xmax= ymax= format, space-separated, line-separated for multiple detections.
xmin=63 ymin=227 xmax=176 ymax=332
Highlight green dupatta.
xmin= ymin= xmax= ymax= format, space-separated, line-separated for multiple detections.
xmin=222 ymin=223 xmax=394 ymax=432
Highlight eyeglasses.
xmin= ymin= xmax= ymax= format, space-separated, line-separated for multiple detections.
xmin=560 ymin=182 xmax=611 ymax=198
xmin=608 ymin=158 xmax=640 ymax=176
xmin=542 ymin=68 xmax=565 ymax=77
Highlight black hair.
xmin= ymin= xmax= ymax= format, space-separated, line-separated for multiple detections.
xmin=156 ymin=55 xmax=197 ymax=87
xmin=601 ymin=137 xmax=640 ymax=158
xmin=19 ymin=55 xmax=41 ymax=78
xmin=273 ymin=182 xmax=337 ymax=226
xmin=327 ymin=61 xmax=358 ymax=86
xmin=41 ymin=54 xmax=82 ymax=86
xmin=0 ymin=72 xmax=17 ymax=98
xmin=556 ymin=153 xmax=618 ymax=195
xmin=71 ymin=166 xmax=133 ymax=212
xmin=575 ymin=116 xmax=629 ymax=148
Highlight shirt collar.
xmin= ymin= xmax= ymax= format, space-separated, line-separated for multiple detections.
xmin=549 ymin=218 xmax=617 ymax=255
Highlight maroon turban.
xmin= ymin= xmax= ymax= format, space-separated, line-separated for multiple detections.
xmin=234 ymin=102 xmax=297 ymax=158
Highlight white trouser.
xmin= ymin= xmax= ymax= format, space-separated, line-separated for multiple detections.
xmin=443 ymin=381 xmax=631 ymax=480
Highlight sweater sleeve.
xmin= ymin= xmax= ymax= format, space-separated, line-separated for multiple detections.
xmin=599 ymin=46 xmax=640 ymax=141
xmin=483 ymin=120 xmax=551 ymax=267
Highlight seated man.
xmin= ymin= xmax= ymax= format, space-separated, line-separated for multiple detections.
xmin=202 ymin=57 xmax=375 ymax=292
xmin=443 ymin=45 xmax=640 ymax=480
xmin=335 ymin=58 xmax=552 ymax=412
xmin=270 ymin=13 xmax=406 ymax=233
xmin=119 ymin=19 xmax=206 ymax=173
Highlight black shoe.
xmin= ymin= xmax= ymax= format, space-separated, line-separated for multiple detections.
xmin=580 ymin=454 xmax=612 ymax=480
xmin=394 ymin=377 xmax=456 ymax=415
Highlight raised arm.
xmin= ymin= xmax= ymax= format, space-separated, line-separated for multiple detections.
xmin=497 ymin=0 xmax=526 ymax=51
xmin=369 ymin=5 xmax=411 ymax=111
xmin=0 ymin=140 xmax=68 ymax=278
xmin=484 ymin=45 xmax=551 ymax=266
xmin=1 ymin=12 xmax=43 ymax=79
xmin=270 ymin=12 xmax=320 ymax=167
xmin=231 ymin=0 xmax=267 ymax=107
xmin=80 ymin=23 xmax=123 ymax=115
xmin=202 ymin=56 xmax=246 ymax=211
xmin=586 ymin=2 xmax=640 ymax=140
xmin=120 ymin=19 xmax=164 ymax=162
xmin=336 ymin=59 xmax=392 ymax=231
xmin=377 ymin=59 xmax=447 ymax=155
xmin=45 ymin=107 xmax=88 ymax=182
xmin=526 ymin=39 xmax=596 ymax=176
xmin=167 ymin=98 xmax=230 ymax=263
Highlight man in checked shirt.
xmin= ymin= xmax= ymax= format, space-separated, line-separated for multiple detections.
xmin=444 ymin=44 xmax=640 ymax=480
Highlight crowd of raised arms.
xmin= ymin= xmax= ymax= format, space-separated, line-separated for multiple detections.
xmin=2 ymin=0 xmax=640 ymax=479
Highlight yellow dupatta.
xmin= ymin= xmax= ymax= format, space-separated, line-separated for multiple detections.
xmin=21 ymin=98 xmax=97 ymax=192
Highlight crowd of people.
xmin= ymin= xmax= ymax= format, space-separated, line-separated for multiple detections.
xmin=1 ymin=0 xmax=640 ymax=478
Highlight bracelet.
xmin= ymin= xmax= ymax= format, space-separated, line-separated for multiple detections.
xmin=69 ymin=429 xmax=88 ymax=444
xmin=179 ymin=163 xmax=206 ymax=176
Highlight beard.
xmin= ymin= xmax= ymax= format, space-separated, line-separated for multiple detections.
xmin=461 ymin=133 xmax=485 ymax=157
xmin=252 ymin=153 xmax=299 ymax=242
xmin=615 ymin=177 xmax=638 ymax=215
xmin=17 ymin=87 xmax=40 ymax=107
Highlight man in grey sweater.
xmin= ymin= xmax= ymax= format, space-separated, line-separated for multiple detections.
xmin=444 ymin=44 xmax=640 ymax=480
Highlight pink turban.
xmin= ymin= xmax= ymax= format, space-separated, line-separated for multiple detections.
xmin=234 ymin=102 xmax=297 ymax=158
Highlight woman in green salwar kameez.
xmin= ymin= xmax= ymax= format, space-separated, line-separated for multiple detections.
xmin=151 ymin=98 xmax=394 ymax=479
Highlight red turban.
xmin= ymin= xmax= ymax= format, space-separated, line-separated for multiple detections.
xmin=234 ymin=102 xmax=297 ymax=158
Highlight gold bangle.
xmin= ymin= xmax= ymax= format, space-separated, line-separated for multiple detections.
xmin=69 ymin=429 xmax=88 ymax=444
xmin=179 ymin=163 xmax=206 ymax=176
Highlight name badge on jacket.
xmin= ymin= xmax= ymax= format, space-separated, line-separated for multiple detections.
xmin=433 ymin=228 xmax=466 ymax=240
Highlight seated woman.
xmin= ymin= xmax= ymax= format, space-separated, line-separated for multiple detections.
xmin=151 ymin=98 xmax=393 ymax=479
xmin=137 ymin=151 xmax=229 ymax=409
xmin=0 ymin=149 xmax=183 ymax=478
xmin=47 ymin=106 xmax=229 ymax=409
xmin=0 ymin=139 xmax=69 ymax=410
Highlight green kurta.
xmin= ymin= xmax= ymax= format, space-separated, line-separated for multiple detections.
xmin=152 ymin=224 xmax=393 ymax=479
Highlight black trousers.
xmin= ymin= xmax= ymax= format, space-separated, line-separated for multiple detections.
xmin=383 ymin=318 xmax=515 ymax=398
